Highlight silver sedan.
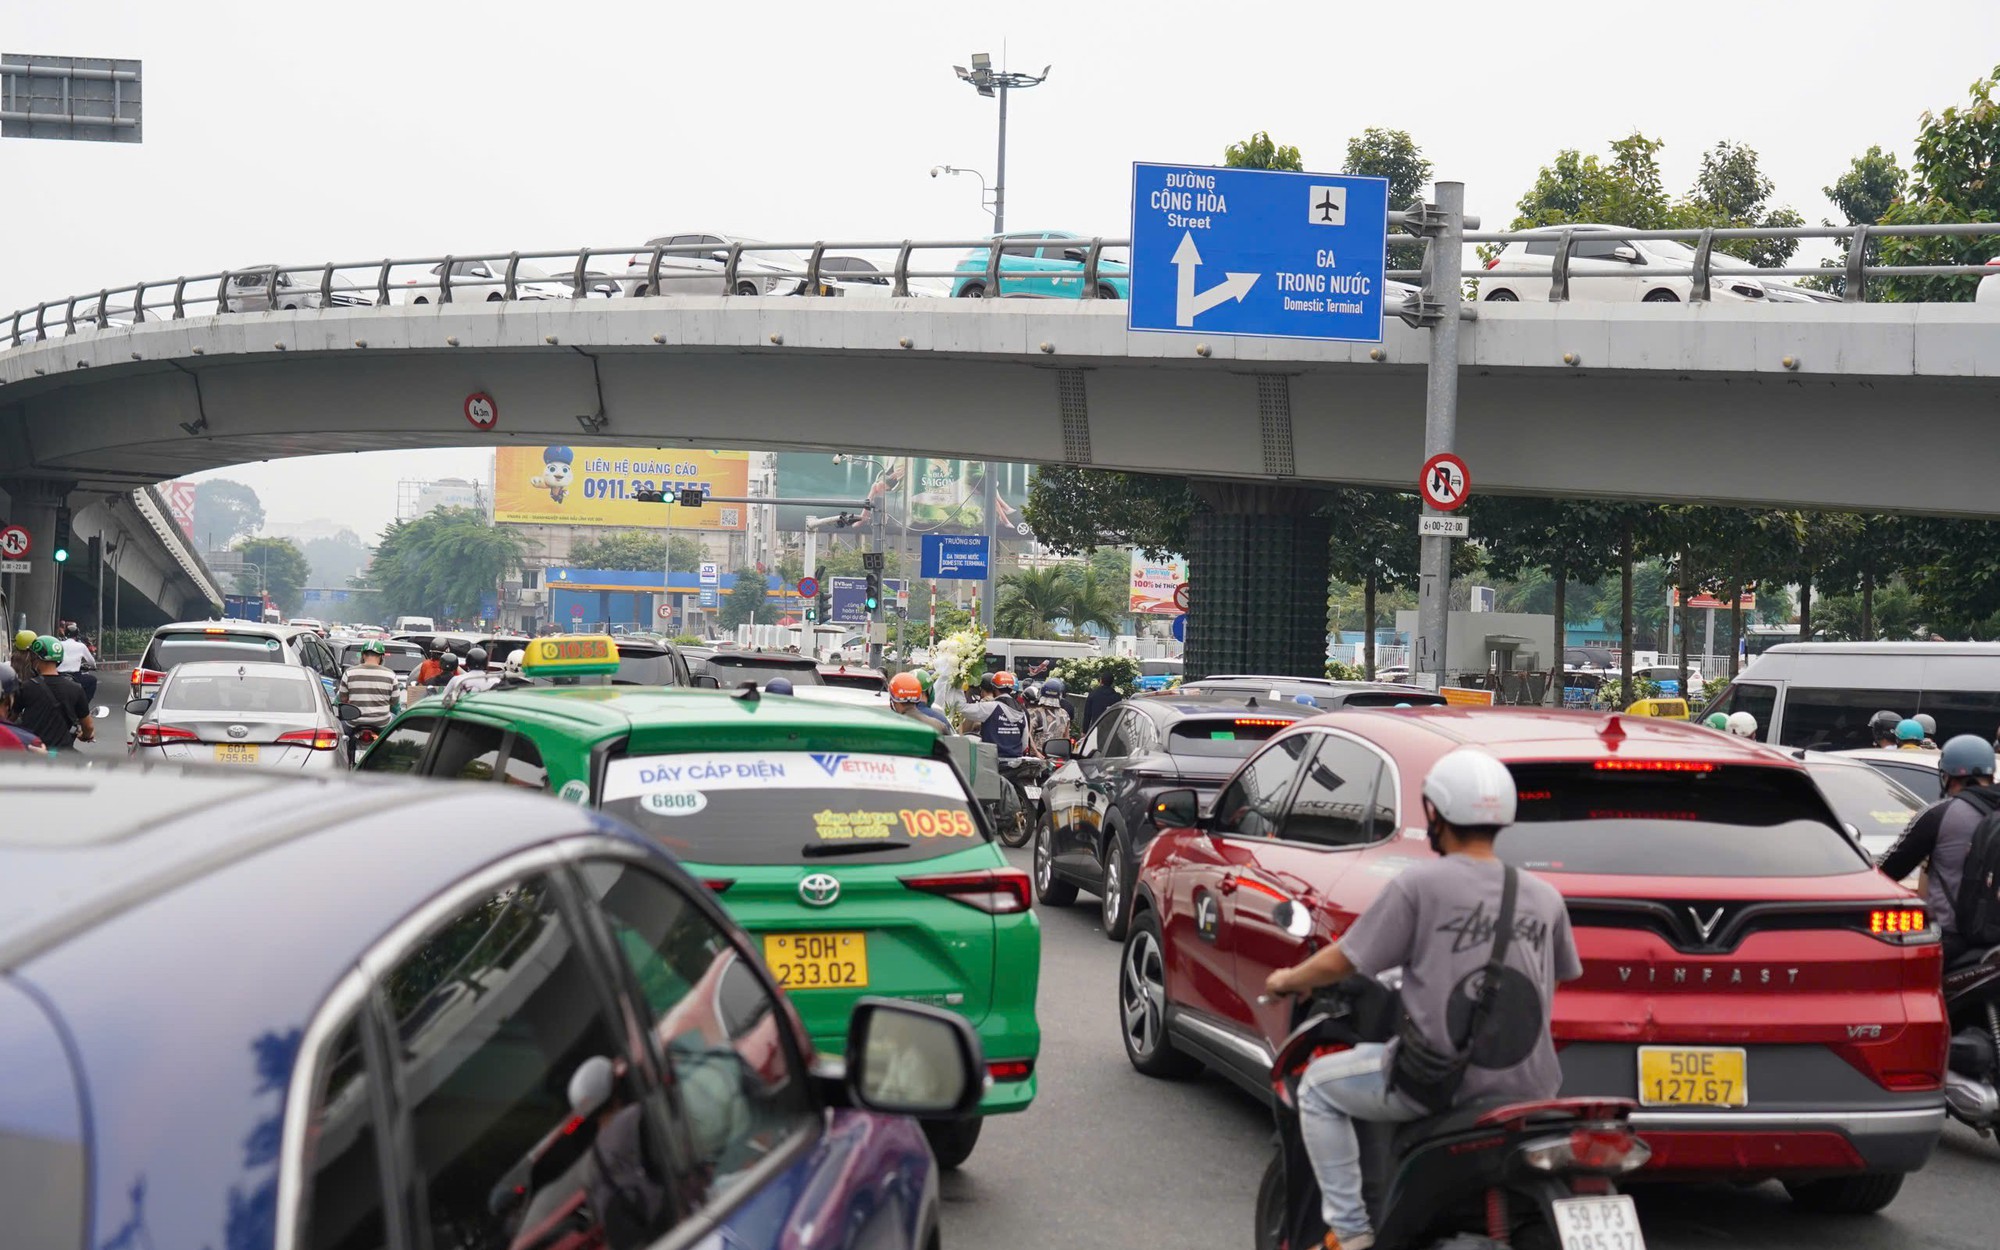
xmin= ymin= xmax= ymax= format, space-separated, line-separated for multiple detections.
xmin=125 ymin=661 xmax=346 ymax=771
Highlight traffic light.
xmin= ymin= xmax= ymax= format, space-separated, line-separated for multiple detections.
xmin=863 ymin=571 xmax=881 ymax=613
xmin=816 ymin=585 xmax=830 ymax=623
xmin=52 ymin=505 xmax=72 ymax=564
xmin=87 ymin=535 xmax=102 ymax=568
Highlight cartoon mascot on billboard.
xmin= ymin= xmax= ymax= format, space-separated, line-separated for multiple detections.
xmin=530 ymin=445 xmax=574 ymax=504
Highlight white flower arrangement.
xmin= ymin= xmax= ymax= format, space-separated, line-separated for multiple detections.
xmin=928 ymin=624 xmax=989 ymax=699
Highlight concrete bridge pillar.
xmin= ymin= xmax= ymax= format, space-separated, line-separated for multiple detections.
xmin=1183 ymin=484 xmax=1330 ymax=682
xmin=0 ymin=477 xmax=74 ymax=635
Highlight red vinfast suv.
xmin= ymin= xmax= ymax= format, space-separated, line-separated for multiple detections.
xmin=1121 ymin=708 xmax=1946 ymax=1214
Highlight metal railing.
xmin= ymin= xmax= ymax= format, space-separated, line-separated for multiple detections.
xmin=8 ymin=219 xmax=2000 ymax=350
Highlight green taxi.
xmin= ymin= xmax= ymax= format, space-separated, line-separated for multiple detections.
xmin=356 ymin=635 xmax=1039 ymax=1167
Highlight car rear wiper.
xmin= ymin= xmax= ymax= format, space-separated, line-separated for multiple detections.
xmin=802 ymin=839 xmax=915 ymax=857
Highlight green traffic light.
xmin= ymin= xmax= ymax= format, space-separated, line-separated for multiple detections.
xmin=53 ymin=548 xmax=68 ymax=563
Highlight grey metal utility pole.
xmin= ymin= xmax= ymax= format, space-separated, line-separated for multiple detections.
xmin=979 ymin=464 xmax=998 ymax=631
xmin=952 ymin=54 xmax=1049 ymax=238
xmin=1411 ymin=182 xmax=1466 ymax=688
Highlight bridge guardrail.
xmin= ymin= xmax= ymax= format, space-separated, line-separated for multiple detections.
xmin=8 ymin=219 xmax=2000 ymax=349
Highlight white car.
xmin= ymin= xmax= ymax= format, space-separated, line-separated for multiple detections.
xmin=1480 ymin=225 xmax=1837 ymax=305
xmin=219 ymin=264 xmax=376 ymax=312
xmin=1976 ymin=257 xmax=2000 ymax=303
xmin=622 ymin=232 xmax=809 ymax=297
xmin=399 ymin=258 xmax=573 ymax=305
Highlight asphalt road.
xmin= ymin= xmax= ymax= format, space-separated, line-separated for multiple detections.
xmin=943 ymin=846 xmax=2000 ymax=1250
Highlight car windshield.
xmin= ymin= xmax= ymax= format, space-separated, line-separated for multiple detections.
xmin=1168 ymin=717 xmax=1299 ymax=758
xmin=1500 ymin=762 xmax=1865 ymax=876
xmin=144 ymin=631 xmax=286 ymax=669
xmin=339 ymin=644 xmax=424 ymax=675
xmin=600 ymin=750 xmax=984 ymax=865
xmin=1806 ymin=761 xmax=1924 ymax=846
xmin=165 ymin=669 xmax=319 ymax=713
xmin=704 ymin=656 xmax=823 ymax=687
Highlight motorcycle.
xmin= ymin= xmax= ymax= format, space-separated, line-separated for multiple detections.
xmin=991 ymin=755 xmax=1047 ymax=849
xmin=1944 ymin=945 xmax=2000 ymax=1136
xmin=344 ymin=722 xmax=381 ymax=768
xmin=1257 ymin=900 xmax=1651 ymax=1250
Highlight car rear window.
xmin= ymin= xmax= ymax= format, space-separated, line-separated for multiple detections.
xmin=704 ymin=656 xmax=823 ymax=686
xmin=339 ymin=645 xmax=423 ymax=675
xmin=601 ymin=750 xmax=984 ymax=865
xmin=821 ymin=671 xmax=886 ymax=691
xmin=612 ymin=648 xmax=683 ymax=687
xmin=1806 ymin=761 xmax=1925 ymax=842
xmin=165 ymin=670 xmax=319 ymax=713
xmin=1500 ymin=762 xmax=1864 ymax=877
xmin=143 ymin=631 xmax=285 ymax=670
xmin=1168 ymin=716 xmax=1299 ymax=757
xmin=1334 ymin=691 xmax=1448 ymax=708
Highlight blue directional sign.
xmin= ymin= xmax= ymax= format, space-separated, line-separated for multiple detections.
xmin=1171 ymin=613 xmax=1187 ymax=643
xmin=921 ymin=534 xmax=990 ymax=580
xmin=1129 ymin=162 xmax=1389 ymax=342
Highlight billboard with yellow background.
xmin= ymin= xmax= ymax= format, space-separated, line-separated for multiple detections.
xmin=494 ymin=447 xmax=749 ymax=529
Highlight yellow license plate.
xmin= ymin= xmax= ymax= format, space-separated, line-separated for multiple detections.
xmin=1637 ymin=1046 xmax=1747 ymax=1107
xmin=212 ymin=744 xmax=261 ymax=764
xmin=763 ymin=932 xmax=868 ymax=990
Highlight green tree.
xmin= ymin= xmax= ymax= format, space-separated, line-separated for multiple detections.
xmin=1819 ymin=515 xmax=1916 ymax=639
xmin=1682 ymin=140 xmax=1803 ymax=266
xmin=232 ymin=536 xmax=311 ymax=615
xmin=363 ymin=508 xmax=524 ymax=623
xmin=1324 ymin=490 xmax=1424 ymax=678
xmin=1810 ymin=147 xmax=1907 ymax=293
xmin=1815 ymin=578 xmax=1925 ymax=641
xmin=193 ymin=479 xmax=265 ymax=549
xmin=1513 ymin=133 xmax=1676 ymax=231
xmin=1058 ymin=559 xmax=1127 ymax=636
xmin=1223 ymin=131 xmax=1303 ymax=171
xmin=1343 ymin=127 xmax=1432 ymax=272
xmin=1021 ymin=467 xmax=1193 ymax=558
xmin=718 ymin=566 xmax=768 ymax=629
xmin=996 ymin=565 xmax=1073 ymax=639
xmin=566 ymin=530 xmax=706 ymax=573
xmin=1468 ymin=498 xmax=1626 ymax=703
xmin=1877 ymin=65 xmax=2000 ymax=301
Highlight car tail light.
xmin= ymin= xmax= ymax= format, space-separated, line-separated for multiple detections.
xmin=134 ymin=723 xmax=199 ymax=745
xmin=1483 ymin=256 xmax=1500 ymax=270
xmin=900 ymin=868 xmax=1032 ymax=915
xmin=702 ymin=878 xmax=735 ymax=894
xmin=1869 ymin=907 xmax=1927 ymax=938
xmin=1592 ymin=759 xmax=1714 ymax=772
xmin=131 ymin=667 xmax=164 ymax=689
xmin=277 ymin=728 xmax=340 ymax=750
xmin=987 ymin=1059 xmax=1034 ymax=1082
xmin=1518 ymin=1127 xmax=1651 ymax=1175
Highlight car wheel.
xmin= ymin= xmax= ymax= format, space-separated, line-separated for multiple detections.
xmin=1096 ymin=283 xmax=1121 ymax=300
xmin=486 ymin=292 xmax=503 ymax=302
xmin=1033 ymin=816 xmax=1078 ymax=906
xmin=631 ymin=284 xmax=651 ymax=298
xmin=1783 ymin=1172 xmax=1906 ymax=1214
xmin=1643 ymin=288 xmax=1681 ymax=303
xmin=921 ymin=1116 xmax=983 ymax=1170
xmin=1100 ymin=827 xmax=1132 ymax=941
xmin=1484 ymin=289 xmax=1519 ymax=302
xmin=413 ymin=297 xmax=428 ymax=305
xmin=733 ymin=281 xmax=759 ymax=297
xmin=1120 ymin=910 xmax=1197 ymax=1078
xmin=957 ymin=282 xmax=986 ymax=298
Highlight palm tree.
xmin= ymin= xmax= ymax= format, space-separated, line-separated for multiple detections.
xmin=1059 ymin=562 xmax=1126 ymax=636
xmin=996 ymin=566 xmax=1070 ymax=639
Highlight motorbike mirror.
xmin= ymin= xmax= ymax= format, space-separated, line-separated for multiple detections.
xmin=90 ymin=705 xmax=111 ymax=720
xmin=337 ymin=702 xmax=363 ymax=722
xmin=1271 ymin=901 xmax=1314 ymax=940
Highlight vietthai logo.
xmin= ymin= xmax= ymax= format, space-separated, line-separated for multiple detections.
xmin=810 ymin=753 xmax=850 ymax=776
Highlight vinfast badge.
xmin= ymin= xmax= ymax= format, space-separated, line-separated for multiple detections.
xmin=1128 ymin=162 xmax=1389 ymax=343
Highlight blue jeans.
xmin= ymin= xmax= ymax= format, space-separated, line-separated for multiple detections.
xmin=1298 ymin=1043 xmax=1426 ymax=1240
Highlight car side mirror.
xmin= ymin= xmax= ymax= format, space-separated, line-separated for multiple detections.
xmin=1043 ymin=737 xmax=1073 ymax=761
xmin=125 ymin=697 xmax=152 ymax=716
xmin=1152 ymin=787 xmax=1201 ymax=828
xmin=693 ymin=674 xmax=720 ymax=689
xmin=1061 ymin=246 xmax=1088 ymax=262
xmin=843 ymin=998 xmax=984 ymax=1118
xmin=710 ymin=249 xmax=731 ymax=263
xmin=1611 ymin=245 xmax=1640 ymax=263
xmin=337 ymin=702 xmax=363 ymax=722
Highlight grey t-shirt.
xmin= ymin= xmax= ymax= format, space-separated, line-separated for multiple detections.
xmin=1338 ymin=854 xmax=1582 ymax=1104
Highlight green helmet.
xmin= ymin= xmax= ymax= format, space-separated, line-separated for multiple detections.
xmin=30 ymin=635 xmax=64 ymax=663
xmin=912 ymin=668 xmax=936 ymax=704
xmin=12 ymin=629 xmax=35 ymax=652
xmin=1704 ymin=712 xmax=1729 ymax=731
xmin=361 ymin=639 xmax=386 ymax=655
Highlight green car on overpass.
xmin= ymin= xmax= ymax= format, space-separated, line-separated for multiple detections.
xmin=355 ymin=635 xmax=1040 ymax=1167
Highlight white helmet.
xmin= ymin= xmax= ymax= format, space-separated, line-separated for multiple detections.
xmin=1725 ymin=710 xmax=1758 ymax=738
xmin=1421 ymin=748 xmax=1517 ymax=828
xmin=503 ymin=648 xmax=526 ymax=678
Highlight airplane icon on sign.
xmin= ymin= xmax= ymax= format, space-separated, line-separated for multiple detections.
xmin=1316 ymin=192 xmax=1341 ymax=222
xmin=1306 ymin=185 xmax=1346 ymax=226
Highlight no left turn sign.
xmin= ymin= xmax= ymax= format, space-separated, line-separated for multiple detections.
xmin=1419 ymin=453 xmax=1470 ymax=512
xmin=0 ymin=525 xmax=29 ymax=558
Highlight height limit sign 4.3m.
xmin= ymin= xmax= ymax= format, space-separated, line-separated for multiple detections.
xmin=1129 ymin=162 xmax=1389 ymax=342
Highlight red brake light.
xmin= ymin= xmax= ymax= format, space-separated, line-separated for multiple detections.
xmin=1592 ymin=760 xmax=1715 ymax=773
xmin=987 ymin=1059 xmax=1035 ymax=1082
xmin=1233 ymin=718 xmax=1292 ymax=727
xmin=134 ymin=723 xmax=199 ymax=745
xmin=1483 ymin=256 xmax=1500 ymax=270
xmin=277 ymin=728 xmax=340 ymax=750
xmin=900 ymin=868 xmax=1032 ymax=914
xmin=1869 ymin=907 xmax=1928 ymax=939
xmin=1519 ymin=1126 xmax=1651 ymax=1174
xmin=702 ymin=878 xmax=736 ymax=894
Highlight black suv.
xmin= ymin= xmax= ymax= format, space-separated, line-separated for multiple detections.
xmin=1033 ymin=692 xmax=1316 ymax=940
xmin=1173 ymin=674 xmax=1447 ymax=708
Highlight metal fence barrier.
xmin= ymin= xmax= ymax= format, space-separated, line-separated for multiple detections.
xmin=8 ymin=218 xmax=2000 ymax=350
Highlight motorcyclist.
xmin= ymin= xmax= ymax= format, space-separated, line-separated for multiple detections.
xmin=13 ymin=635 xmax=94 ymax=750
xmin=889 ymin=671 xmax=950 ymax=729
xmin=0 ymin=662 xmax=48 ymax=752
xmin=1915 ymin=713 xmax=1940 ymax=749
xmin=1725 ymin=711 xmax=1758 ymax=739
xmin=1262 ymin=748 xmax=1583 ymax=1250
xmin=1879 ymin=735 xmax=1999 ymax=963
xmin=976 ymin=673 xmax=1031 ymax=760
xmin=337 ymin=640 xmax=399 ymax=761
xmin=1704 ymin=712 xmax=1730 ymax=731
xmin=439 ymin=646 xmax=503 ymax=701
xmin=1896 ymin=718 xmax=1934 ymax=751
xmin=56 ymin=624 xmax=98 ymax=703
xmin=412 ymin=640 xmax=446 ymax=687
xmin=409 ymin=651 xmax=461 ymax=700
xmin=495 ymin=648 xmax=533 ymax=689
xmin=1870 ymin=709 xmax=1905 ymax=749
xmin=1030 ymin=677 xmax=1072 ymax=750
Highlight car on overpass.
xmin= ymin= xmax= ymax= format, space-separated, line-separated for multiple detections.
xmin=217 ymin=264 xmax=375 ymax=312
xmin=622 ymin=232 xmax=811 ymax=297
xmin=1479 ymin=225 xmax=1838 ymax=305
xmin=952 ymin=231 xmax=1130 ymax=299
xmin=1122 ymin=708 xmax=1944 ymax=1213
xmin=355 ymin=638 xmax=1039 ymax=1169
xmin=397 ymin=257 xmax=574 ymax=303
xmin=0 ymin=755 xmax=978 ymax=1250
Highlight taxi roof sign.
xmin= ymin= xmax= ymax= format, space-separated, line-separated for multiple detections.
xmin=521 ymin=634 xmax=621 ymax=678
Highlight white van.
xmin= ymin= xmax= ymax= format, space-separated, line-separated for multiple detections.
xmin=1704 ymin=641 xmax=2000 ymax=749
xmin=392 ymin=615 xmax=436 ymax=633
xmin=985 ymin=637 xmax=1098 ymax=681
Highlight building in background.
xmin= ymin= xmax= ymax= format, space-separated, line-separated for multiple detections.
xmin=396 ymin=476 xmax=488 ymax=522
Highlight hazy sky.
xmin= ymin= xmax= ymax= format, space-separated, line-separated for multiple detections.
xmin=9 ymin=1 xmax=1998 ymax=540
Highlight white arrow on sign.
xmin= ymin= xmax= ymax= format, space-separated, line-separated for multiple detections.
xmin=1172 ymin=232 xmax=1258 ymax=327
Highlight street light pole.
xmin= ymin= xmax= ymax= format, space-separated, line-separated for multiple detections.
xmin=952 ymin=54 xmax=1049 ymax=237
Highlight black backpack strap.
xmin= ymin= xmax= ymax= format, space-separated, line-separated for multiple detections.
xmin=1455 ymin=864 xmax=1518 ymax=1052
xmin=1956 ymin=786 xmax=2000 ymax=818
